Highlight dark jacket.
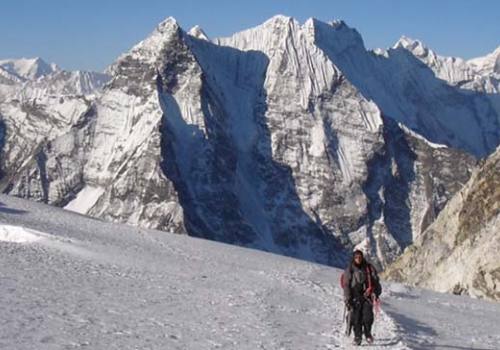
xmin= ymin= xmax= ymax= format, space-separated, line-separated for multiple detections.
xmin=343 ymin=260 xmax=381 ymax=303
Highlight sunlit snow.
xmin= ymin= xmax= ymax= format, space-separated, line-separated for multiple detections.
xmin=1 ymin=194 xmax=499 ymax=349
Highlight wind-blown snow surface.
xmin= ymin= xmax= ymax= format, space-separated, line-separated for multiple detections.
xmin=1 ymin=195 xmax=500 ymax=350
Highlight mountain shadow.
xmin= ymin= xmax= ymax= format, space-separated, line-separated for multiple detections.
xmin=362 ymin=117 xmax=416 ymax=259
xmin=158 ymin=32 xmax=345 ymax=266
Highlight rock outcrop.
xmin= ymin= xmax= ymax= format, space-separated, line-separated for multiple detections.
xmin=384 ymin=146 xmax=500 ymax=301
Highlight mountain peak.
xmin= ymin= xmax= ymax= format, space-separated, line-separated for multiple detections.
xmin=303 ymin=17 xmax=340 ymax=30
xmin=265 ymin=14 xmax=294 ymax=24
xmin=394 ymin=36 xmax=429 ymax=56
xmin=310 ymin=17 xmax=366 ymax=54
xmin=117 ymin=16 xmax=182 ymax=66
xmin=151 ymin=16 xmax=181 ymax=40
xmin=157 ymin=16 xmax=178 ymax=30
xmin=0 ymin=57 xmax=56 ymax=80
xmin=259 ymin=15 xmax=302 ymax=31
xmin=329 ymin=19 xmax=347 ymax=29
xmin=188 ymin=25 xmax=209 ymax=41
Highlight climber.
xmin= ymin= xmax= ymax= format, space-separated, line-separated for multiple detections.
xmin=342 ymin=249 xmax=382 ymax=346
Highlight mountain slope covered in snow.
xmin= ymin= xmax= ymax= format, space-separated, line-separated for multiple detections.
xmin=394 ymin=37 xmax=500 ymax=120
xmin=0 ymin=16 xmax=498 ymax=269
xmin=1 ymin=194 xmax=500 ymax=349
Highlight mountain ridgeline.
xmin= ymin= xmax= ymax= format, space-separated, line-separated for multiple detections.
xmin=0 ymin=16 xmax=498 ymax=272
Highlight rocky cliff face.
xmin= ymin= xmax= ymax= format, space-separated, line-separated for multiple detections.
xmin=0 ymin=56 xmax=109 ymax=205
xmin=0 ymin=16 xmax=496 ymax=268
xmin=383 ymin=146 xmax=500 ymax=301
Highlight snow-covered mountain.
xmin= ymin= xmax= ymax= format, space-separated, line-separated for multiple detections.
xmin=24 ymin=70 xmax=111 ymax=96
xmin=395 ymin=37 xmax=500 ymax=105
xmin=313 ymin=21 xmax=499 ymax=157
xmin=0 ymin=16 xmax=498 ymax=268
xmin=383 ymin=145 xmax=500 ymax=301
xmin=394 ymin=37 xmax=475 ymax=86
xmin=0 ymin=57 xmax=110 ymax=99
xmin=1 ymin=194 xmax=500 ymax=349
xmin=469 ymin=46 xmax=500 ymax=76
xmin=0 ymin=57 xmax=58 ymax=81
xmin=0 ymin=56 xmax=110 ymax=204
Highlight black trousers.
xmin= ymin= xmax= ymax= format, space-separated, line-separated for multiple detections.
xmin=351 ymin=297 xmax=374 ymax=339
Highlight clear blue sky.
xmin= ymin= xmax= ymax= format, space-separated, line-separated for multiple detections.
xmin=1 ymin=0 xmax=499 ymax=72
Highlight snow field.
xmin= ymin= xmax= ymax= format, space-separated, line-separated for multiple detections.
xmin=1 ymin=194 xmax=499 ymax=349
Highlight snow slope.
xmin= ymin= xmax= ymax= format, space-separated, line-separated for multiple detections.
xmin=1 ymin=194 xmax=499 ymax=350
xmin=394 ymin=37 xmax=500 ymax=121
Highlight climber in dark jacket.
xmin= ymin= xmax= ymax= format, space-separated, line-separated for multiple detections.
xmin=343 ymin=249 xmax=382 ymax=346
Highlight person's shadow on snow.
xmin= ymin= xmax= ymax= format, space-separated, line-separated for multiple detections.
xmin=382 ymin=308 xmax=495 ymax=350
xmin=0 ymin=202 xmax=27 ymax=215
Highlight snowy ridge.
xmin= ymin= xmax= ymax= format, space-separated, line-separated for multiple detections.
xmin=188 ymin=25 xmax=209 ymax=41
xmin=312 ymin=21 xmax=500 ymax=157
xmin=0 ymin=66 xmax=24 ymax=84
xmin=0 ymin=57 xmax=58 ymax=80
xmin=108 ymin=17 xmax=180 ymax=73
xmin=28 ymin=70 xmax=110 ymax=96
xmin=2 ymin=194 xmax=500 ymax=349
xmin=397 ymin=123 xmax=448 ymax=149
xmin=395 ymin=37 xmax=500 ymax=128
xmin=397 ymin=36 xmax=500 ymax=96
xmin=468 ymin=46 xmax=500 ymax=75
xmin=394 ymin=36 xmax=476 ymax=85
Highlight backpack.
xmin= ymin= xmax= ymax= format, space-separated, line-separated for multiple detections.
xmin=341 ymin=263 xmax=382 ymax=297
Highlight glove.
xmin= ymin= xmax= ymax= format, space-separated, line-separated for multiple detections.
xmin=345 ymin=300 xmax=352 ymax=310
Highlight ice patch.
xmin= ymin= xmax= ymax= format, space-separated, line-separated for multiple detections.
xmin=0 ymin=225 xmax=45 ymax=243
xmin=64 ymin=186 xmax=104 ymax=214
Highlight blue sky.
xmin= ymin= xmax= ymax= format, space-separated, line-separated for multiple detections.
xmin=1 ymin=0 xmax=499 ymax=72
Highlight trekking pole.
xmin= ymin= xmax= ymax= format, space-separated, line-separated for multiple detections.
xmin=342 ymin=304 xmax=348 ymax=336
xmin=345 ymin=305 xmax=352 ymax=336
xmin=372 ymin=296 xmax=381 ymax=336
